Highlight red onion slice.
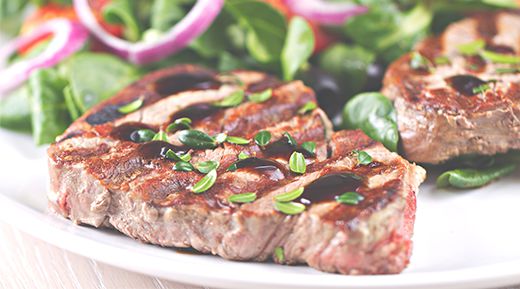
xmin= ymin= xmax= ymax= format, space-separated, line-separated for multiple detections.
xmin=0 ymin=18 xmax=89 ymax=96
xmin=73 ymin=0 xmax=224 ymax=65
xmin=284 ymin=0 xmax=368 ymax=25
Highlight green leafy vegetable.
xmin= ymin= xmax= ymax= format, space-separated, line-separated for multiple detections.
xmin=434 ymin=55 xmax=451 ymax=65
xmin=150 ymin=0 xmax=186 ymax=32
xmin=481 ymin=50 xmax=520 ymax=64
xmin=165 ymin=149 xmax=191 ymax=162
xmin=173 ymin=161 xmax=195 ymax=172
xmin=298 ymin=102 xmax=317 ymax=115
xmin=152 ymin=131 xmax=168 ymax=142
xmin=118 ymin=98 xmax=143 ymax=114
xmin=437 ymin=163 xmax=517 ymax=189
xmin=63 ymin=85 xmax=80 ymax=120
xmin=29 ymin=68 xmax=70 ymax=145
xmin=274 ymin=201 xmax=306 ymax=215
xmin=132 ymin=129 xmax=156 ymax=143
xmin=410 ymin=51 xmax=432 ymax=71
xmin=254 ymin=130 xmax=271 ymax=146
xmin=215 ymin=133 xmax=228 ymax=144
xmin=281 ymin=16 xmax=314 ymax=81
xmin=195 ymin=160 xmax=220 ymax=174
xmin=179 ymin=130 xmax=217 ymax=149
xmin=248 ymin=89 xmax=272 ymax=103
xmin=102 ymin=0 xmax=142 ymax=42
xmin=226 ymin=136 xmax=250 ymax=145
xmin=0 ymin=84 xmax=32 ymax=133
xmin=238 ymin=151 xmax=250 ymax=160
xmin=274 ymin=247 xmax=284 ymax=263
xmin=274 ymin=187 xmax=304 ymax=202
xmin=228 ymin=192 xmax=257 ymax=203
xmin=472 ymin=83 xmax=491 ymax=94
xmin=213 ymin=90 xmax=244 ymax=107
xmin=283 ymin=132 xmax=297 ymax=147
xmin=301 ymin=141 xmax=316 ymax=156
xmin=336 ymin=192 xmax=365 ymax=205
xmin=356 ymin=150 xmax=373 ymax=165
xmin=289 ymin=152 xmax=306 ymax=174
xmin=191 ymin=169 xmax=217 ymax=194
xmin=495 ymin=67 xmax=520 ymax=74
xmin=167 ymin=117 xmax=192 ymax=132
xmin=342 ymin=92 xmax=399 ymax=152
xmin=457 ymin=39 xmax=485 ymax=56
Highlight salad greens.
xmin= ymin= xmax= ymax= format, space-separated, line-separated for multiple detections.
xmin=437 ymin=163 xmax=517 ymax=189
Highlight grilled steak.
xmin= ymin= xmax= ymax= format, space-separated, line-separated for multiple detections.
xmin=48 ymin=65 xmax=425 ymax=275
xmin=383 ymin=11 xmax=520 ymax=164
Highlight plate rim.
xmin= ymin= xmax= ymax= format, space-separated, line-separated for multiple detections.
xmin=1 ymin=193 xmax=520 ymax=289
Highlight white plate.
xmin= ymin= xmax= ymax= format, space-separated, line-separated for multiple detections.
xmin=1 ymin=128 xmax=520 ymax=289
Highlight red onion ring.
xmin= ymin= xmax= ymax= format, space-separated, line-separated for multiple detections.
xmin=284 ymin=0 xmax=368 ymax=25
xmin=0 ymin=18 xmax=89 ymax=96
xmin=73 ymin=0 xmax=224 ymax=65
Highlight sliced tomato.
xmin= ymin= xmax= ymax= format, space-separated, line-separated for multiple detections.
xmin=262 ymin=0 xmax=337 ymax=54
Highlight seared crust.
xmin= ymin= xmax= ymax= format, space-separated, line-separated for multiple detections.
xmin=383 ymin=12 xmax=520 ymax=164
xmin=48 ymin=65 xmax=425 ymax=275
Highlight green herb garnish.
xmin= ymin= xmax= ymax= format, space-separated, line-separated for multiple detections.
xmin=457 ymin=39 xmax=485 ymax=56
xmin=274 ymin=201 xmax=306 ymax=215
xmin=195 ymin=160 xmax=220 ymax=174
xmin=495 ymin=67 xmax=520 ymax=74
xmin=164 ymin=149 xmax=191 ymax=162
xmin=226 ymin=136 xmax=250 ymax=145
xmin=410 ymin=51 xmax=432 ymax=71
xmin=178 ymin=130 xmax=217 ymax=149
xmin=356 ymin=150 xmax=373 ymax=165
xmin=274 ymin=247 xmax=285 ymax=263
xmin=228 ymin=192 xmax=257 ymax=204
xmin=248 ymin=89 xmax=272 ymax=103
xmin=298 ymin=101 xmax=317 ymax=114
xmin=238 ymin=152 xmax=250 ymax=160
xmin=336 ymin=192 xmax=365 ymax=205
xmin=274 ymin=187 xmax=304 ymax=202
xmin=131 ymin=129 xmax=155 ymax=143
xmin=289 ymin=152 xmax=306 ymax=174
xmin=166 ymin=117 xmax=192 ymax=132
xmin=283 ymin=132 xmax=297 ymax=147
xmin=173 ymin=161 xmax=194 ymax=172
xmin=481 ymin=50 xmax=520 ymax=64
xmin=152 ymin=131 xmax=168 ymax=142
xmin=213 ymin=90 xmax=244 ymax=107
xmin=301 ymin=141 xmax=316 ymax=155
xmin=191 ymin=169 xmax=217 ymax=194
xmin=254 ymin=130 xmax=272 ymax=146
xmin=434 ymin=55 xmax=450 ymax=65
xmin=215 ymin=133 xmax=227 ymax=144
xmin=472 ymin=83 xmax=491 ymax=94
xmin=118 ymin=97 xmax=143 ymax=114
xmin=437 ymin=163 xmax=516 ymax=189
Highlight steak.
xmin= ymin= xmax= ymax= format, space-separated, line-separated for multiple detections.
xmin=383 ymin=11 xmax=520 ymax=164
xmin=48 ymin=65 xmax=426 ymax=275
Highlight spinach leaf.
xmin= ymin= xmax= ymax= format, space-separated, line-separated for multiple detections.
xmin=0 ymin=0 xmax=27 ymax=35
xmin=190 ymin=10 xmax=234 ymax=58
xmin=281 ymin=17 xmax=314 ymax=81
xmin=319 ymin=44 xmax=375 ymax=95
xmin=226 ymin=0 xmax=287 ymax=64
xmin=102 ymin=0 xmax=142 ymax=42
xmin=61 ymin=52 xmax=139 ymax=114
xmin=29 ymin=68 xmax=70 ymax=145
xmin=150 ymin=0 xmax=186 ymax=32
xmin=341 ymin=92 xmax=398 ymax=152
xmin=437 ymin=163 xmax=517 ymax=189
xmin=0 ymin=84 xmax=32 ymax=132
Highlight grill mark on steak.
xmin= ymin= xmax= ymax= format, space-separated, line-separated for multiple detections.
xmin=48 ymin=66 xmax=426 ymax=275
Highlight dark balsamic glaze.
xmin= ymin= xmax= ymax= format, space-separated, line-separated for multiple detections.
xmin=234 ymin=158 xmax=286 ymax=181
xmin=137 ymin=141 xmax=187 ymax=160
xmin=169 ymin=103 xmax=220 ymax=123
xmin=299 ymin=174 xmax=362 ymax=205
xmin=263 ymin=138 xmax=315 ymax=158
xmin=155 ymin=72 xmax=220 ymax=97
xmin=445 ymin=74 xmax=487 ymax=96
xmin=86 ymin=105 xmax=122 ymax=126
xmin=110 ymin=122 xmax=157 ymax=141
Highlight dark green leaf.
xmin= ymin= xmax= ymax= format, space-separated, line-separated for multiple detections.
xmin=118 ymin=98 xmax=143 ymax=114
xmin=248 ymin=89 xmax=272 ymax=103
xmin=254 ymin=130 xmax=272 ymax=146
xmin=213 ymin=90 xmax=244 ymax=108
xmin=410 ymin=51 xmax=432 ymax=71
xmin=238 ymin=151 xmax=250 ymax=160
xmin=437 ymin=163 xmax=517 ymax=189
xmin=191 ymin=169 xmax=217 ymax=194
xmin=152 ymin=131 xmax=168 ymax=142
xmin=215 ymin=133 xmax=228 ymax=144
xmin=195 ymin=160 xmax=220 ymax=174
xmin=63 ymin=85 xmax=80 ymax=120
xmin=150 ymin=0 xmax=185 ymax=32
xmin=165 ymin=149 xmax=191 ymax=162
xmin=274 ymin=201 xmax=306 ymax=215
xmin=166 ymin=117 xmax=192 ymax=132
xmin=298 ymin=102 xmax=317 ymax=115
xmin=226 ymin=136 xmax=250 ymax=145
xmin=481 ymin=50 xmax=520 ymax=64
xmin=179 ymin=130 xmax=217 ymax=149
xmin=283 ymin=132 xmax=297 ymax=147
xmin=472 ymin=83 xmax=491 ymax=94
xmin=301 ymin=141 xmax=316 ymax=156
xmin=274 ymin=187 xmax=304 ymax=202
xmin=131 ymin=129 xmax=156 ymax=143
xmin=228 ymin=192 xmax=257 ymax=203
xmin=289 ymin=152 xmax=306 ymax=174
xmin=336 ymin=192 xmax=365 ymax=205
xmin=102 ymin=0 xmax=141 ymax=42
xmin=356 ymin=150 xmax=373 ymax=165
xmin=342 ymin=92 xmax=399 ymax=152
xmin=0 ymin=84 xmax=32 ymax=133
xmin=281 ymin=17 xmax=315 ymax=81
xmin=173 ymin=161 xmax=195 ymax=172
xmin=274 ymin=247 xmax=284 ymax=263
xmin=457 ymin=39 xmax=485 ymax=55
